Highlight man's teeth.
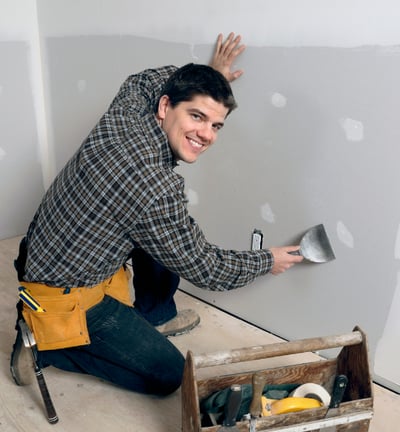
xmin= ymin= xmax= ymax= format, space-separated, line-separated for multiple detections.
xmin=189 ymin=139 xmax=202 ymax=149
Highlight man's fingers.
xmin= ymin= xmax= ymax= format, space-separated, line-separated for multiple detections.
xmin=222 ymin=34 xmax=244 ymax=58
xmin=210 ymin=33 xmax=246 ymax=82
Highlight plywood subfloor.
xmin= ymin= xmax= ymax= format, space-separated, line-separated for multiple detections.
xmin=0 ymin=236 xmax=398 ymax=431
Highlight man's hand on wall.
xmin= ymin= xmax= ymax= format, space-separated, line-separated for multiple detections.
xmin=210 ymin=32 xmax=246 ymax=82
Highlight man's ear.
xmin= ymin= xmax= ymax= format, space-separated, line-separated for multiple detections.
xmin=157 ymin=95 xmax=170 ymax=120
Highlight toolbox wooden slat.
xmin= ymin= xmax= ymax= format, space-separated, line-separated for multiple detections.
xmin=193 ymin=331 xmax=363 ymax=369
xmin=182 ymin=326 xmax=373 ymax=432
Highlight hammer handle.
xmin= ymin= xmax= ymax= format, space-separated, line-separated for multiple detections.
xmin=249 ymin=372 xmax=265 ymax=417
xmin=34 ymin=364 xmax=59 ymax=424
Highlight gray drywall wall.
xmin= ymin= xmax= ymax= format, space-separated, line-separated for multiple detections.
xmin=40 ymin=34 xmax=400 ymax=391
xmin=178 ymin=45 xmax=400 ymax=392
xmin=43 ymin=36 xmax=210 ymax=172
xmin=0 ymin=41 xmax=45 ymax=238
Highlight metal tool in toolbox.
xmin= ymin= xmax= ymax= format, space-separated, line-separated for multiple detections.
xmin=289 ymin=223 xmax=335 ymax=263
xmin=218 ymin=384 xmax=242 ymax=431
xmin=322 ymin=374 xmax=349 ymax=432
xmin=18 ymin=320 xmax=59 ymax=424
xmin=328 ymin=374 xmax=348 ymax=412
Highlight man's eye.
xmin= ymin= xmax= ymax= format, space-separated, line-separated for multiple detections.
xmin=191 ymin=113 xmax=201 ymax=120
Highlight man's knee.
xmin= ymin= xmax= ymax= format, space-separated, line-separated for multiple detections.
xmin=155 ymin=353 xmax=185 ymax=396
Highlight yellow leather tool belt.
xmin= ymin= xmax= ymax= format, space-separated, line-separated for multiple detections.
xmin=20 ymin=267 xmax=132 ymax=351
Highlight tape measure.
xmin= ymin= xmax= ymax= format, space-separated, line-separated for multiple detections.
xmin=261 ymin=396 xmax=323 ymax=416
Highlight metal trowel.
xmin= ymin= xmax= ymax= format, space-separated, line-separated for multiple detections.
xmin=289 ymin=224 xmax=335 ymax=263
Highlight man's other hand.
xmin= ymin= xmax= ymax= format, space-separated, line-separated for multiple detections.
xmin=210 ymin=32 xmax=246 ymax=82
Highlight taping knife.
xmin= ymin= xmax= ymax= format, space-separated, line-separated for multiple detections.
xmin=321 ymin=375 xmax=348 ymax=432
xmin=326 ymin=374 xmax=348 ymax=417
xmin=218 ymin=384 xmax=242 ymax=431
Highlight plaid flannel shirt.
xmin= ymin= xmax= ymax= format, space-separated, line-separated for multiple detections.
xmin=24 ymin=66 xmax=273 ymax=290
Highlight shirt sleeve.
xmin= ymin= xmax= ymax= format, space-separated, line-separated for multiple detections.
xmin=131 ymin=187 xmax=274 ymax=291
xmin=110 ymin=65 xmax=178 ymax=115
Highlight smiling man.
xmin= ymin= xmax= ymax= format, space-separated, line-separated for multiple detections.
xmin=12 ymin=34 xmax=302 ymax=397
xmin=156 ymin=65 xmax=234 ymax=164
xmin=158 ymin=93 xmax=226 ymax=163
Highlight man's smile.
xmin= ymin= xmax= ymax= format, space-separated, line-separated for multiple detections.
xmin=157 ymin=94 xmax=229 ymax=163
xmin=188 ymin=137 xmax=205 ymax=150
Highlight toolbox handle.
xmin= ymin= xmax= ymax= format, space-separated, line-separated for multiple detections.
xmin=193 ymin=330 xmax=363 ymax=368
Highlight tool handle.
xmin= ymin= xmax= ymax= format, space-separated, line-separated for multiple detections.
xmin=329 ymin=374 xmax=348 ymax=408
xmin=249 ymin=372 xmax=265 ymax=417
xmin=194 ymin=330 xmax=363 ymax=368
xmin=223 ymin=385 xmax=242 ymax=427
xmin=288 ymin=250 xmax=301 ymax=256
xmin=34 ymin=365 xmax=59 ymax=424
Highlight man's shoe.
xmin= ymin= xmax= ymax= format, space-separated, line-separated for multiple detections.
xmin=155 ymin=309 xmax=200 ymax=336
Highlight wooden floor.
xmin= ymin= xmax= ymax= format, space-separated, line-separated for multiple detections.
xmin=1 ymin=236 xmax=399 ymax=431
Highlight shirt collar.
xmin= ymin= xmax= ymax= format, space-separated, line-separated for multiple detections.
xmin=143 ymin=112 xmax=178 ymax=168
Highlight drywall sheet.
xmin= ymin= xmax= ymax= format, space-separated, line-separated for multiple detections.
xmin=178 ymin=45 xmax=400 ymax=392
xmin=0 ymin=41 xmax=44 ymax=238
xmin=43 ymin=36 xmax=204 ymax=172
xmin=42 ymin=36 xmax=400 ymax=391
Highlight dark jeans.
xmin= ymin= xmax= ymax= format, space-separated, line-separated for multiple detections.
xmin=37 ymin=296 xmax=185 ymax=395
xmin=130 ymin=248 xmax=179 ymax=326
xmin=19 ymin=243 xmax=184 ymax=395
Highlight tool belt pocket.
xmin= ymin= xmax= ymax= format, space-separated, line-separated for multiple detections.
xmin=104 ymin=266 xmax=133 ymax=307
xmin=22 ymin=292 xmax=91 ymax=351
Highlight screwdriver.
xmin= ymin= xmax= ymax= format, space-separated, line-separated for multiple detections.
xmin=18 ymin=286 xmax=46 ymax=312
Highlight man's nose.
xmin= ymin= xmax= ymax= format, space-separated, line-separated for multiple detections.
xmin=197 ymin=123 xmax=215 ymax=142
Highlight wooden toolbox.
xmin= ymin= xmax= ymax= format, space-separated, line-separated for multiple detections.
xmin=182 ymin=326 xmax=373 ymax=431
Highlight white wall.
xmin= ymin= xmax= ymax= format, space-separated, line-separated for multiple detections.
xmin=29 ymin=0 xmax=400 ymax=46
xmin=0 ymin=1 xmax=49 ymax=237
xmin=2 ymin=0 xmax=400 ymax=392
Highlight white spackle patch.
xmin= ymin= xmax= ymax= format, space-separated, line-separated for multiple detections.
xmin=77 ymin=80 xmax=87 ymax=93
xmin=337 ymin=220 xmax=354 ymax=248
xmin=340 ymin=117 xmax=364 ymax=142
xmin=271 ymin=92 xmax=287 ymax=108
xmin=0 ymin=147 xmax=7 ymax=160
xmin=394 ymin=223 xmax=400 ymax=260
xmin=190 ymin=44 xmax=199 ymax=61
xmin=261 ymin=202 xmax=275 ymax=223
xmin=0 ymin=147 xmax=6 ymax=161
xmin=186 ymin=188 xmax=199 ymax=206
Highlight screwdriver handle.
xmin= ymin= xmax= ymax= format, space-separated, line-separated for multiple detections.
xmin=250 ymin=372 xmax=265 ymax=417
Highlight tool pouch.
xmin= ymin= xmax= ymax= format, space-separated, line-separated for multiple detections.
xmin=21 ymin=267 xmax=132 ymax=351
xmin=22 ymin=291 xmax=91 ymax=351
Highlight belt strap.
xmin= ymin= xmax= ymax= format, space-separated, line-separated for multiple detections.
xmin=20 ymin=267 xmax=132 ymax=310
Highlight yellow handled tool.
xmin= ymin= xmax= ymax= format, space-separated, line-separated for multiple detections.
xmin=18 ymin=287 xmax=45 ymax=312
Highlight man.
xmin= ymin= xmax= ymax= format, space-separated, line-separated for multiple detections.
xmin=11 ymin=34 xmax=302 ymax=396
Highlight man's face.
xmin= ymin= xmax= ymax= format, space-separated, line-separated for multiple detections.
xmin=157 ymin=94 xmax=229 ymax=163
